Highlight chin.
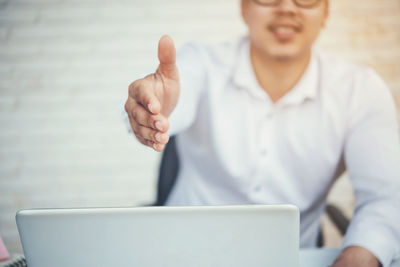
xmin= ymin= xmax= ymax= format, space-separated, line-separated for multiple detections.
xmin=269 ymin=51 xmax=301 ymax=61
xmin=266 ymin=46 xmax=308 ymax=61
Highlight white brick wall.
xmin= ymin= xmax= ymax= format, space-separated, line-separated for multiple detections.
xmin=1 ymin=0 xmax=399 ymax=253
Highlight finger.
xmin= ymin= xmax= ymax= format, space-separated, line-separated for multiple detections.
xmin=136 ymin=135 xmax=166 ymax=152
xmin=129 ymin=99 xmax=169 ymax=132
xmin=157 ymin=35 xmax=179 ymax=81
xmin=153 ymin=142 xmax=166 ymax=152
xmin=136 ymin=135 xmax=153 ymax=147
xmin=129 ymin=115 xmax=169 ymax=145
xmin=128 ymin=79 xmax=161 ymax=115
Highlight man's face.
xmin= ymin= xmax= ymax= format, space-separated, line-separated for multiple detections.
xmin=241 ymin=0 xmax=329 ymax=61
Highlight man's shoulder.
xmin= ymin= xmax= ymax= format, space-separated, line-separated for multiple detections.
xmin=315 ymin=50 xmax=385 ymax=93
xmin=316 ymin=50 xmax=367 ymax=81
xmin=316 ymin=50 xmax=392 ymax=110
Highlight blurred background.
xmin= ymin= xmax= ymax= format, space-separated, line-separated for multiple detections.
xmin=0 ymin=0 xmax=399 ymax=253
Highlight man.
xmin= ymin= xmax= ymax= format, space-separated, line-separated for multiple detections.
xmin=123 ymin=0 xmax=400 ymax=266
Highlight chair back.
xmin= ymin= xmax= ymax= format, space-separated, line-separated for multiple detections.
xmin=155 ymin=136 xmax=179 ymax=206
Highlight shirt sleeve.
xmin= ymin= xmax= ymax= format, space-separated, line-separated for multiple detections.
xmin=167 ymin=43 xmax=207 ymax=136
xmin=119 ymin=101 xmax=132 ymax=134
xmin=341 ymin=68 xmax=400 ymax=267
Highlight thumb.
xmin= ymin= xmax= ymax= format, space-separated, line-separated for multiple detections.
xmin=157 ymin=35 xmax=179 ymax=81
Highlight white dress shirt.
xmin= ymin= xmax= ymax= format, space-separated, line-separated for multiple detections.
xmin=122 ymin=36 xmax=400 ymax=266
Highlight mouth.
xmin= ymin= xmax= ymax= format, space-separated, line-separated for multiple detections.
xmin=268 ymin=23 xmax=302 ymax=42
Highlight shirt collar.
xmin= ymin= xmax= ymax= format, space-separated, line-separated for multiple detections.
xmin=231 ymin=37 xmax=319 ymax=106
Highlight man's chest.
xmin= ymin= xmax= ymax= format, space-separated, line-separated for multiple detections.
xmin=190 ymin=92 xmax=346 ymax=184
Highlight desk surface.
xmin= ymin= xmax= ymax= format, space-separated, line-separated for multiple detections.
xmin=300 ymin=248 xmax=400 ymax=267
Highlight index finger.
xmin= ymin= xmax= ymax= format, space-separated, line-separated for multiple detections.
xmin=128 ymin=78 xmax=161 ymax=114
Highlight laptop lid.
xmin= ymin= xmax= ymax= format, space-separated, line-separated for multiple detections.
xmin=16 ymin=205 xmax=299 ymax=267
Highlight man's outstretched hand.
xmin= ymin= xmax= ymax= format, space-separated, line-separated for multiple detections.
xmin=125 ymin=35 xmax=180 ymax=152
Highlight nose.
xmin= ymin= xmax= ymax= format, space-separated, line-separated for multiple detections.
xmin=276 ymin=0 xmax=298 ymax=15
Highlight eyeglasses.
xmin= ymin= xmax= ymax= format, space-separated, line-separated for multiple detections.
xmin=252 ymin=0 xmax=322 ymax=8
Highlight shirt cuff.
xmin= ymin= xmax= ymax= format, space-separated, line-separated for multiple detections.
xmin=342 ymin=222 xmax=399 ymax=267
xmin=119 ymin=102 xmax=132 ymax=134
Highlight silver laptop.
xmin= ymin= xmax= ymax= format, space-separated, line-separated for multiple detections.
xmin=16 ymin=205 xmax=299 ymax=267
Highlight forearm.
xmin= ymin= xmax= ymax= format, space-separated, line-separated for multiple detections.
xmin=330 ymin=246 xmax=381 ymax=267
